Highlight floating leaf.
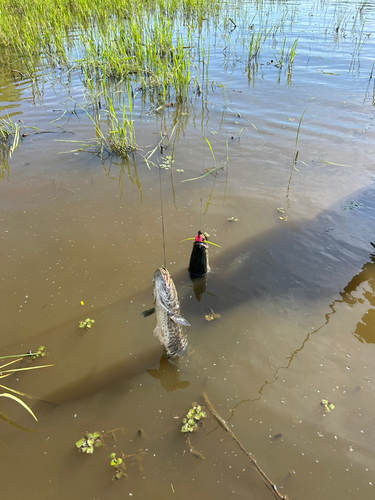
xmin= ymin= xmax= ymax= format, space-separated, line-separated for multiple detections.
xmin=321 ymin=398 xmax=335 ymax=413
xmin=181 ymin=402 xmax=207 ymax=433
xmin=79 ymin=318 xmax=95 ymax=330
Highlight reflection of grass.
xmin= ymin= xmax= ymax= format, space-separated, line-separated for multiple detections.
xmin=0 ymin=348 xmax=53 ymax=427
xmin=0 ymin=116 xmax=20 ymax=158
xmin=0 ymin=0 xmax=372 ymax=103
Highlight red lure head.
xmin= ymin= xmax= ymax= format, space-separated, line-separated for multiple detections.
xmin=195 ymin=231 xmax=204 ymax=242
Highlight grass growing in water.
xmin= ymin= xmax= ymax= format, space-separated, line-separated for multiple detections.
xmin=0 ymin=116 xmax=21 ymax=158
xmin=0 ymin=348 xmax=53 ymax=427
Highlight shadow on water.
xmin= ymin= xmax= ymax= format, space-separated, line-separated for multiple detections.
xmin=193 ymin=183 xmax=375 ymax=310
xmin=37 ymin=185 xmax=375 ymax=412
xmin=213 ymin=250 xmax=375 ymax=427
xmin=44 ymin=345 xmax=162 ymax=406
xmin=147 ymin=353 xmax=190 ymax=392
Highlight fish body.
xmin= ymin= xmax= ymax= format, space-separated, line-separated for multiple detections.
xmin=152 ymin=267 xmax=189 ymax=360
xmin=188 ymin=231 xmax=209 ymax=276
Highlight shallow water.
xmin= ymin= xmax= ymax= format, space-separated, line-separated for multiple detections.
xmin=1 ymin=1 xmax=375 ymax=499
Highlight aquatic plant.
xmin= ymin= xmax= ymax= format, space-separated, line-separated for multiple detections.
xmin=0 ymin=348 xmax=53 ymax=426
xmin=287 ymin=38 xmax=298 ymax=67
xmin=321 ymin=399 xmax=335 ymax=413
xmin=30 ymin=346 xmax=47 ymax=359
xmin=76 ymin=427 xmax=126 ymax=454
xmin=79 ymin=318 xmax=95 ymax=329
xmin=76 ymin=432 xmax=104 ymax=453
xmin=0 ymin=116 xmax=21 ymax=159
xmin=182 ymin=402 xmax=207 ymax=460
xmin=181 ymin=404 xmax=206 ymax=433
xmin=110 ymin=449 xmax=146 ymax=480
xmin=341 ymin=200 xmax=364 ymax=211
xmin=110 ymin=453 xmax=128 ymax=480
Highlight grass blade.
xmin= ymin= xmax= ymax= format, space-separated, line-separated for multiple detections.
xmin=0 ymin=393 xmax=38 ymax=421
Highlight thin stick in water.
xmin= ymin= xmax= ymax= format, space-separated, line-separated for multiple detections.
xmin=202 ymin=392 xmax=289 ymax=500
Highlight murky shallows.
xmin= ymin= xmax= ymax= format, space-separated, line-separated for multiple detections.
xmin=1 ymin=1 xmax=375 ymax=499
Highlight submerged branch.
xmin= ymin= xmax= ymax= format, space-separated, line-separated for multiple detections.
xmin=202 ymin=392 xmax=289 ymax=500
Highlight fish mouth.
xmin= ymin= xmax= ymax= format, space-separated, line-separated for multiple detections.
xmin=154 ymin=267 xmax=171 ymax=287
xmin=153 ymin=267 xmax=173 ymax=305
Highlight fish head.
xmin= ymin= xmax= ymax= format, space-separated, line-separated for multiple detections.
xmin=153 ymin=267 xmax=177 ymax=308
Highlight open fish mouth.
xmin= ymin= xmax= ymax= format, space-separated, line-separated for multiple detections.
xmin=153 ymin=267 xmax=176 ymax=308
xmin=155 ymin=267 xmax=172 ymax=287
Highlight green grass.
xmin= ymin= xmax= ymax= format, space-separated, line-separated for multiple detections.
xmin=0 ymin=0 xmax=372 ymax=165
xmin=0 ymin=348 xmax=53 ymax=427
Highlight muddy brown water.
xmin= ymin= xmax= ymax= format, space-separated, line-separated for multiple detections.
xmin=1 ymin=2 xmax=375 ymax=499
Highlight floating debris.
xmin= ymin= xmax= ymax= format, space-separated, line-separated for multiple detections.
xmin=277 ymin=207 xmax=285 ymax=213
xmin=272 ymin=433 xmax=283 ymax=441
xmin=341 ymin=200 xmax=363 ymax=211
xmin=160 ymin=155 xmax=174 ymax=169
xmin=204 ymin=308 xmax=221 ymax=322
xmin=79 ymin=318 xmax=95 ymax=329
xmin=321 ymin=399 xmax=335 ymax=413
xmin=228 ymin=216 xmax=239 ymax=222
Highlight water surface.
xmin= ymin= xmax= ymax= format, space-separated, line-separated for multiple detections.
xmin=1 ymin=1 xmax=375 ymax=499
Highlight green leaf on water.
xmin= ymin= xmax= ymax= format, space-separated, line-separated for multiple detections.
xmin=320 ymin=159 xmax=353 ymax=168
xmin=76 ymin=438 xmax=86 ymax=448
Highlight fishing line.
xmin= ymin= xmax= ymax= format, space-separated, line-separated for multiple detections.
xmin=158 ymin=159 xmax=167 ymax=268
xmin=199 ymin=132 xmax=205 ymax=230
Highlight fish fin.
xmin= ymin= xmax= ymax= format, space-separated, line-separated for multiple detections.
xmin=141 ymin=307 xmax=155 ymax=317
xmin=170 ymin=314 xmax=191 ymax=327
xmin=153 ymin=326 xmax=162 ymax=338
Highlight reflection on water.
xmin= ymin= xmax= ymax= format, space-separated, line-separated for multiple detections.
xmin=190 ymin=274 xmax=208 ymax=301
xmin=223 ymin=247 xmax=375 ymax=425
xmin=147 ymin=353 xmax=190 ymax=392
xmin=345 ymin=252 xmax=375 ymax=344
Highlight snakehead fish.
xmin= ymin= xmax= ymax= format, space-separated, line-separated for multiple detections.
xmin=142 ymin=268 xmax=190 ymax=360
